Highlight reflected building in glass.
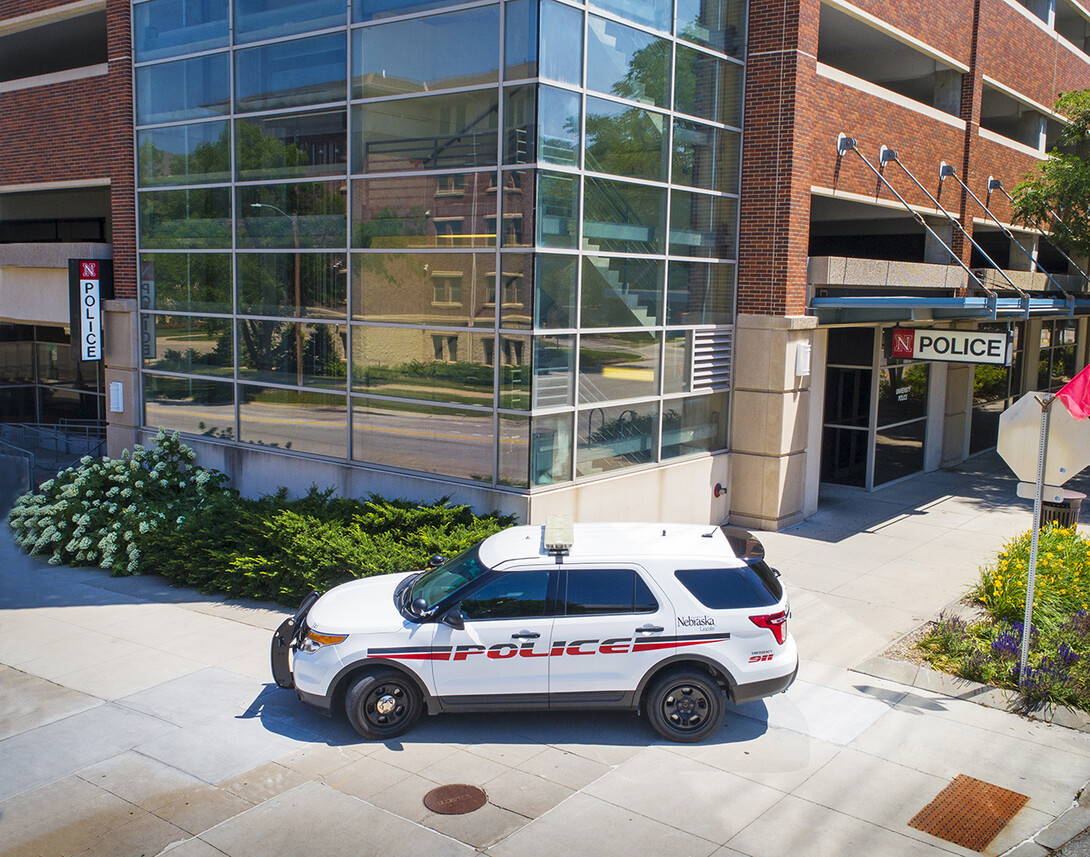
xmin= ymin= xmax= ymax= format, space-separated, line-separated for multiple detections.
xmin=132 ymin=0 xmax=743 ymax=509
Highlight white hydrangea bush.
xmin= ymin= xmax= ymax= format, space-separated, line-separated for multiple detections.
xmin=7 ymin=428 xmax=228 ymax=575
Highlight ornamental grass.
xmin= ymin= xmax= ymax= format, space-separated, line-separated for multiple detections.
xmin=917 ymin=525 xmax=1090 ymax=709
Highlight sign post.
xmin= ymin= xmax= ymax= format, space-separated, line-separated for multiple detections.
xmin=1019 ymin=396 xmax=1051 ymax=683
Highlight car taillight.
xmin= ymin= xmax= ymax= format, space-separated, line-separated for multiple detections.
xmin=749 ymin=610 xmax=787 ymax=645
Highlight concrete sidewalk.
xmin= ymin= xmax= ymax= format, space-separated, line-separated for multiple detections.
xmin=3 ymin=451 xmax=1090 ymax=857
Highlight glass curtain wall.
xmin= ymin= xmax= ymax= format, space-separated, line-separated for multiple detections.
xmin=133 ymin=0 xmax=744 ymax=488
xmin=0 ymin=324 xmax=105 ymax=424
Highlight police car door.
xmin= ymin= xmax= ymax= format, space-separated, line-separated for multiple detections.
xmin=548 ymin=566 xmax=674 ymax=704
xmin=430 ymin=569 xmax=556 ymax=706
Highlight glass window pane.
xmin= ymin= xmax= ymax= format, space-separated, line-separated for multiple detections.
xmin=820 ymin=425 xmax=867 ymax=486
xmin=676 ymin=0 xmax=745 ymax=56
xmin=590 ymin=0 xmax=669 ymax=32
xmin=36 ymin=341 xmax=90 ymax=388
xmin=670 ymin=190 xmax=735 ymax=258
xmin=587 ymin=16 xmax=669 ymax=108
xmin=136 ymin=54 xmax=229 ymax=125
xmin=495 ymin=257 xmax=530 ymax=329
xmin=564 ymin=568 xmax=646 ymax=614
xmin=239 ymin=384 xmax=347 ymax=457
xmin=508 ymin=1 xmax=583 ymax=85
xmin=579 ymin=330 xmax=660 ymax=402
xmin=662 ymin=392 xmax=728 ymax=457
xmin=877 ymin=364 xmax=929 ymax=426
xmin=236 ymin=320 xmax=347 ymax=388
xmin=353 ymin=6 xmax=500 ymax=98
xmin=498 ymin=334 xmax=531 ymax=409
xmin=0 ymin=326 xmax=35 ymax=385
xmin=145 ymin=315 xmax=233 ymax=376
xmin=675 ymin=46 xmax=742 ymax=126
xmin=874 ymin=420 xmax=925 ymax=486
xmin=583 ymin=177 xmax=665 ymax=254
xmin=530 ymin=412 xmax=572 ymax=483
xmin=581 ymin=256 xmax=662 ymax=327
xmin=352 ymin=253 xmax=494 ymax=326
xmin=134 ymin=0 xmax=228 ymax=61
xmin=534 ymin=171 xmax=578 ymax=250
xmin=498 ymin=413 xmax=530 ymax=487
xmin=827 ymin=327 xmax=874 ymax=366
xmin=143 ymin=374 xmax=234 ymax=439
xmin=577 ymin=400 xmax=657 ymax=475
xmin=666 ymin=260 xmax=734 ymax=325
xmin=354 ymin=0 xmax=449 ymax=22
xmin=138 ymin=122 xmax=230 ymax=187
xmin=352 ymin=397 xmax=493 ymax=481
xmin=235 ymin=34 xmax=346 ymax=113
xmin=585 ymin=96 xmax=668 ymax=182
xmin=237 ymin=253 xmax=347 ymax=318
xmin=237 ymin=183 xmax=347 ymax=249
xmin=352 ymin=174 xmax=496 ymax=249
xmin=139 ymin=188 xmax=232 ymax=249
xmin=234 ymin=0 xmax=345 ymax=43
xmin=352 ymin=91 xmax=499 ymax=173
xmin=824 ymin=367 xmax=871 ymax=426
xmin=534 ymin=334 xmax=574 ymax=408
xmin=663 ymin=330 xmax=690 ymax=394
xmin=236 ymin=110 xmax=347 ymax=180
xmin=39 ymin=388 xmax=103 ymax=424
xmin=351 ymin=326 xmax=495 ymax=405
xmin=139 ymin=253 xmax=232 ymax=314
xmin=535 ymin=254 xmax=577 ymax=329
xmin=541 ymin=0 xmax=583 ymax=85
xmin=673 ymin=119 xmax=739 ymax=193
xmin=505 ymin=85 xmax=581 ymax=167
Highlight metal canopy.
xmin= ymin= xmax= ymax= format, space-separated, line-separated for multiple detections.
xmin=809 ymin=294 xmax=1090 ymax=324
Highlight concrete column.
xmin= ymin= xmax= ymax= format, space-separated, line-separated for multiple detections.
xmin=941 ymin=361 xmax=972 ymax=468
xmin=933 ymin=70 xmax=963 ymax=116
xmin=1017 ymin=112 xmax=1048 ymax=153
xmin=728 ymin=314 xmax=818 ymax=531
xmin=1009 ymin=234 xmax=1038 ymax=272
xmin=924 ymin=219 xmax=956 ymax=264
xmin=102 ymin=299 xmax=141 ymax=459
xmin=1023 ymin=318 xmax=1043 ymax=394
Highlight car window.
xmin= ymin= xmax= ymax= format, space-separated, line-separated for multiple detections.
xmin=564 ymin=568 xmax=658 ymax=615
xmin=411 ymin=544 xmax=490 ymax=609
xmin=674 ymin=566 xmax=780 ymax=609
xmin=460 ymin=571 xmax=550 ymax=620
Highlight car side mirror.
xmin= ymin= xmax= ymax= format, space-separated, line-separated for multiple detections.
xmin=441 ymin=606 xmax=466 ymax=630
xmin=411 ymin=596 xmax=432 ymax=618
xmin=428 ymin=554 xmax=446 ymax=568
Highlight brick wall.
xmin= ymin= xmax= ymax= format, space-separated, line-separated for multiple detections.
xmin=0 ymin=0 xmax=135 ymax=299
xmin=739 ymin=0 xmax=1090 ymax=316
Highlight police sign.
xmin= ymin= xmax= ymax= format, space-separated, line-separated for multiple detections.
xmin=891 ymin=328 xmax=1011 ymax=365
xmin=68 ymin=259 xmax=114 ymax=362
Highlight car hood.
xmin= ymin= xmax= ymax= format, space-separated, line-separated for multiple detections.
xmin=306 ymin=571 xmax=416 ymax=635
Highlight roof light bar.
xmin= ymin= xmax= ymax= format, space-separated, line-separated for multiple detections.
xmin=544 ymin=514 xmax=574 ymax=557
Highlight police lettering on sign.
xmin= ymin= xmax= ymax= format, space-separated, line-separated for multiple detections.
xmin=890 ymin=328 xmax=1011 ymax=365
xmin=68 ymin=259 xmax=114 ymax=363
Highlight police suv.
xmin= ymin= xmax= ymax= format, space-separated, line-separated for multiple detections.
xmin=271 ymin=519 xmax=798 ymax=743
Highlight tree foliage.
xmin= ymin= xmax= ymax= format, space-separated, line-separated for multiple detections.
xmin=1011 ymin=89 xmax=1090 ymax=261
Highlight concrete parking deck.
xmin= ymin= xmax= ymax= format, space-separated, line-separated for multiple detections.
xmin=2 ymin=451 xmax=1090 ymax=857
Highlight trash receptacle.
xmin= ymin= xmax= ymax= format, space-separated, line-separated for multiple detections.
xmin=1040 ymin=495 xmax=1084 ymax=529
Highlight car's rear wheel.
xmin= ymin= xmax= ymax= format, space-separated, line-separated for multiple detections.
xmin=646 ymin=670 xmax=724 ymax=742
xmin=345 ymin=669 xmax=422 ymax=740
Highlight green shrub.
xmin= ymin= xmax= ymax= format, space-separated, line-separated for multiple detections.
xmin=7 ymin=428 xmax=229 ymax=574
xmin=8 ymin=431 xmax=516 ymax=605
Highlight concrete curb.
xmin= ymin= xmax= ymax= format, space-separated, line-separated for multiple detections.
xmin=852 ymin=654 xmax=1090 ymax=731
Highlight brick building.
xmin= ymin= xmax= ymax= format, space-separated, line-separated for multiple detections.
xmin=1 ymin=0 xmax=1088 ymax=527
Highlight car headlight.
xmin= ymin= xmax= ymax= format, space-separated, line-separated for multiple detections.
xmin=301 ymin=630 xmax=348 ymax=653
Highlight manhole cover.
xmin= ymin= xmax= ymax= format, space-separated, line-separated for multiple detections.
xmin=423 ymin=784 xmax=488 ymax=815
xmin=908 ymin=774 xmax=1028 ymax=851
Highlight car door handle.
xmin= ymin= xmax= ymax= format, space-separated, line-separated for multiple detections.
xmin=511 ymin=631 xmax=540 ymax=639
xmin=635 ymin=625 xmax=664 ymax=633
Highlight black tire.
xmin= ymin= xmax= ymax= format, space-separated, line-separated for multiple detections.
xmin=646 ymin=670 xmax=724 ymax=743
xmin=345 ymin=669 xmax=423 ymax=740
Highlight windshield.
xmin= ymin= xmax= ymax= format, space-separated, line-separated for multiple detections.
xmin=409 ymin=544 xmax=490 ymax=611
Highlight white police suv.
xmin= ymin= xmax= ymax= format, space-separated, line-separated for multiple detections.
xmin=271 ymin=518 xmax=797 ymax=743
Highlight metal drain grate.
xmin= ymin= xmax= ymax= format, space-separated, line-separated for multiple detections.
xmin=423 ymin=784 xmax=488 ymax=815
xmin=908 ymin=774 xmax=1028 ymax=851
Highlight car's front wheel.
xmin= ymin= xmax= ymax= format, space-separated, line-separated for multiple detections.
xmin=345 ymin=669 xmax=423 ymax=740
xmin=646 ymin=670 xmax=724 ymax=742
